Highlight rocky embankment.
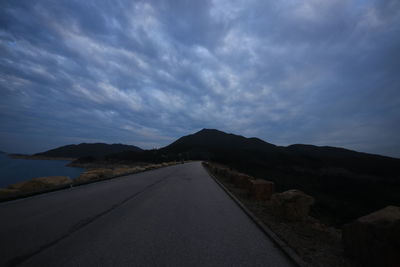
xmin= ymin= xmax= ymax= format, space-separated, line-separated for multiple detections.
xmin=0 ymin=162 xmax=179 ymax=201
xmin=342 ymin=206 xmax=400 ymax=267
xmin=204 ymin=162 xmax=400 ymax=267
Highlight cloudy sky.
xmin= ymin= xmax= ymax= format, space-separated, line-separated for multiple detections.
xmin=1 ymin=0 xmax=399 ymax=157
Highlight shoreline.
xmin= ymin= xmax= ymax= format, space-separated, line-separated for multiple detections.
xmin=8 ymin=154 xmax=77 ymax=161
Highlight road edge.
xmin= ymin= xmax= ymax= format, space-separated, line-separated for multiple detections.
xmin=202 ymin=162 xmax=309 ymax=267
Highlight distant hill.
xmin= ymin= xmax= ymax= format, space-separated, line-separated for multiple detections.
xmin=34 ymin=143 xmax=142 ymax=159
xmin=0 ymin=150 xmax=5 ymax=154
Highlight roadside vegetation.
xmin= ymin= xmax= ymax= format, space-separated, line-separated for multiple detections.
xmin=0 ymin=162 xmax=179 ymax=201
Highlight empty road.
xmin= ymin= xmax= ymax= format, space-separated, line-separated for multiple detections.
xmin=0 ymin=162 xmax=294 ymax=267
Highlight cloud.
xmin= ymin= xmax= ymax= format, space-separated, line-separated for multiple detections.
xmin=0 ymin=0 xmax=399 ymax=157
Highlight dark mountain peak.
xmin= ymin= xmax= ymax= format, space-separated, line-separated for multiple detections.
xmin=34 ymin=143 xmax=142 ymax=158
xmin=194 ymin=128 xmax=229 ymax=136
xmin=198 ymin=128 xmax=217 ymax=133
xmin=193 ymin=129 xmax=267 ymax=142
xmin=163 ymin=128 xmax=277 ymax=154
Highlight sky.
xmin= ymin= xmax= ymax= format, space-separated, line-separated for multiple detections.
xmin=1 ymin=0 xmax=399 ymax=157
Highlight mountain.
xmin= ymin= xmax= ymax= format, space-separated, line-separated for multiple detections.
xmin=34 ymin=143 xmax=142 ymax=159
xmin=163 ymin=129 xmax=277 ymax=152
xmin=159 ymin=128 xmax=291 ymax=164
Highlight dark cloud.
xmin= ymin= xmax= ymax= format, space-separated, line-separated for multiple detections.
xmin=0 ymin=0 xmax=399 ymax=157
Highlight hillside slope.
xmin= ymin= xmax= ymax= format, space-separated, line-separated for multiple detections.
xmin=35 ymin=143 xmax=142 ymax=159
xmin=286 ymin=144 xmax=400 ymax=178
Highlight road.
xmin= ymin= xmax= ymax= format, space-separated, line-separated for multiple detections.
xmin=0 ymin=162 xmax=294 ymax=267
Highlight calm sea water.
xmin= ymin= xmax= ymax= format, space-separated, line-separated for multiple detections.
xmin=0 ymin=154 xmax=84 ymax=187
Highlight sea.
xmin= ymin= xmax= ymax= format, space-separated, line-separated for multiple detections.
xmin=0 ymin=154 xmax=84 ymax=188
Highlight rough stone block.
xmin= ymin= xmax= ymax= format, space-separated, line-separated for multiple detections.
xmin=271 ymin=189 xmax=314 ymax=221
xmin=248 ymin=179 xmax=274 ymax=200
xmin=233 ymin=174 xmax=252 ymax=188
xmin=342 ymin=206 xmax=400 ymax=267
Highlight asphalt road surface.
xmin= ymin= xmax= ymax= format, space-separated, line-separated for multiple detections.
xmin=0 ymin=162 xmax=294 ymax=267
